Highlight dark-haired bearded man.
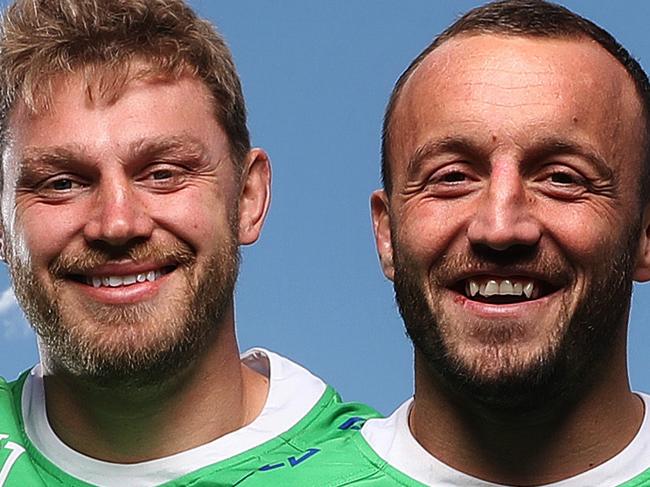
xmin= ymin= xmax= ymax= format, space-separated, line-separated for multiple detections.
xmin=365 ymin=0 xmax=650 ymax=485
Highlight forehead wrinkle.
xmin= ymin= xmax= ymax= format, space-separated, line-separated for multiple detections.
xmin=397 ymin=35 xmax=638 ymax=122
xmin=392 ymin=38 xmax=643 ymax=174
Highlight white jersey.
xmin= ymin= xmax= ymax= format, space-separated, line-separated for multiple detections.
xmin=21 ymin=349 xmax=326 ymax=486
xmin=361 ymin=394 xmax=650 ymax=486
xmin=0 ymin=349 xmax=382 ymax=486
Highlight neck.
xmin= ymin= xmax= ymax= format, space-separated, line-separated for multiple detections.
xmin=410 ymin=330 xmax=644 ymax=485
xmin=39 ymin=308 xmax=269 ymax=463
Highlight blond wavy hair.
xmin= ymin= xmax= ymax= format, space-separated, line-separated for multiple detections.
xmin=0 ymin=0 xmax=250 ymax=165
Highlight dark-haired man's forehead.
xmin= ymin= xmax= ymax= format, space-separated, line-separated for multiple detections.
xmin=389 ymin=34 xmax=644 ymax=170
xmin=402 ymin=33 xmax=633 ymax=103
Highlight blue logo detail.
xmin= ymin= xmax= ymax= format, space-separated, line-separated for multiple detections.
xmin=259 ymin=448 xmax=321 ymax=472
xmin=288 ymin=448 xmax=319 ymax=467
xmin=339 ymin=417 xmax=366 ymax=431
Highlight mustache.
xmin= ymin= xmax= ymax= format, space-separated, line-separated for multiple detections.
xmin=49 ymin=241 xmax=196 ymax=276
xmin=426 ymin=247 xmax=574 ymax=287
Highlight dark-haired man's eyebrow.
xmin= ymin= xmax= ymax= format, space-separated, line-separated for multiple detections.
xmin=528 ymin=137 xmax=614 ymax=180
xmin=406 ymin=136 xmax=615 ymax=181
xmin=406 ymin=136 xmax=488 ymax=179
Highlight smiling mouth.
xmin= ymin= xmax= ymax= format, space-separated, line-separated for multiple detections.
xmin=68 ymin=265 xmax=177 ymax=288
xmin=456 ymin=277 xmax=559 ymax=304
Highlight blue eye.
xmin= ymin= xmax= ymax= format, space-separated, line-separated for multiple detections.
xmin=51 ymin=179 xmax=74 ymax=191
xmin=36 ymin=175 xmax=86 ymax=200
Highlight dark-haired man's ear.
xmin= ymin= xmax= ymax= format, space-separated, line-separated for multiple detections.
xmin=633 ymin=205 xmax=650 ymax=282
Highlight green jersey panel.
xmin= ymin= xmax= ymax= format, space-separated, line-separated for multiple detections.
xmin=0 ymin=372 xmax=385 ymax=487
xmin=625 ymin=470 xmax=650 ymax=487
xmin=0 ymin=374 xmax=46 ymax=486
xmin=5 ymin=369 xmax=646 ymax=487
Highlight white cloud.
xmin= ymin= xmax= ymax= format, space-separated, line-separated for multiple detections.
xmin=0 ymin=286 xmax=32 ymax=340
xmin=0 ymin=287 xmax=16 ymax=314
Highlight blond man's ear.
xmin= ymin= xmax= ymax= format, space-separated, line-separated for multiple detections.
xmin=238 ymin=148 xmax=271 ymax=246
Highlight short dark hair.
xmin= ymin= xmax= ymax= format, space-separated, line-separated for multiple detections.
xmin=0 ymin=0 xmax=250 ymax=170
xmin=381 ymin=0 xmax=650 ymax=203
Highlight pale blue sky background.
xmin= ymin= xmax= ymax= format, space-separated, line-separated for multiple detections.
xmin=0 ymin=1 xmax=649 ymax=414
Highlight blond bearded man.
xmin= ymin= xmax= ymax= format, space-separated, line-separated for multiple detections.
xmin=0 ymin=1 xmax=379 ymax=485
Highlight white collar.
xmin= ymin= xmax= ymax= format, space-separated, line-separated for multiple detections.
xmin=22 ymin=348 xmax=326 ymax=487
xmin=362 ymin=393 xmax=650 ymax=486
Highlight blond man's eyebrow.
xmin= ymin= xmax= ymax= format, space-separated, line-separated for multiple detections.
xmin=16 ymin=135 xmax=214 ymax=176
xmin=19 ymin=145 xmax=90 ymax=170
xmin=125 ymin=135 xmax=212 ymax=164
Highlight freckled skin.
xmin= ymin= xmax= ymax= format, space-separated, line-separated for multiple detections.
xmin=372 ymin=35 xmax=650 ymax=482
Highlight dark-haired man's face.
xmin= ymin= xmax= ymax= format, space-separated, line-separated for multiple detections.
xmin=372 ymin=35 xmax=649 ymax=407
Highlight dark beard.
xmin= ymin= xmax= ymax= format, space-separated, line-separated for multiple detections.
xmin=393 ymin=230 xmax=638 ymax=411
xmin=8 ymin=237 xmax=239 ymax=389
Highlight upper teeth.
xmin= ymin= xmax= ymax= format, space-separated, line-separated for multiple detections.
xmin=87 ymin=271 xmax=161 ymax=288
xmin=465 ymin=279 xmax=535 ymax=299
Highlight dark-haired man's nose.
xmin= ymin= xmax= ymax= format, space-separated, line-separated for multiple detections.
xmin=466 ymin=163 xmax=541 ymax=250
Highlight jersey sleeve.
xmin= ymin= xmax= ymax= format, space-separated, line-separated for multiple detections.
xmin=0 ymin=375 xmax=47 ymax=486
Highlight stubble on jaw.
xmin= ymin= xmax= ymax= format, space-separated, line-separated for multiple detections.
xmin=7 ymin=232 xmax=240 ymax=388
xmin=392 ymin=227 xmax=637 ymax=411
